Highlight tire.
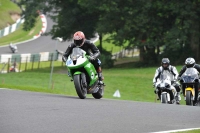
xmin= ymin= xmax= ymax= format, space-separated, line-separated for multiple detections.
xmin=161 ymin=93 xmax=168 ymax=104
xmin=74 ymin=74 xmax=87 ymax=99
xmin=197 ymin=97 xmax=200 ymax=106
xmin=186 ymin=90 xmax=193 ymax=106
xmin=92 ymin=85 xmax=104 ymax=99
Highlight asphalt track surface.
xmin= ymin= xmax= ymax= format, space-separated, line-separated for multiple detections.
xmin=0 ymin=16 xmax=72 ymax=54
xmin=0 ymin=88 xmax=200 ymax=133
xmin=0 ymin=16 xmax=98 ymax=54
xmin=1 ymin=16 xmax=200 ymax=133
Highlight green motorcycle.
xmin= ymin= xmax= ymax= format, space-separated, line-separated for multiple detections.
xmin=61 ymin=47 xmax=104 ymax=99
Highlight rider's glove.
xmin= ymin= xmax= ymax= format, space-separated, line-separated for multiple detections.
xmin=154 ymin=89 xmax=158 ymax=94
xmin=177 ymin=76 xmax=181 ymax=81
xmin=88 ymin=56 xmax=95 ymax=61
xmin=153 ymin=82 xmax=156 ymax=88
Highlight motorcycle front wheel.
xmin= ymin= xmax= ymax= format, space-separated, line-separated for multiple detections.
xmin=74 ymin=74 xmax=87 ymax=99
xmin=161 ymin=93 xmax=168 ymax=104
xmin=186 ymin=90 xmax=193 ymax=106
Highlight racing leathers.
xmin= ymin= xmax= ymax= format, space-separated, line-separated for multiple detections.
xmin=63 ymin=40 xmax=104 ymax=83
xmin=178 ymin=64 xmax=200 ymax=103
xmin=153 ymin=65 xmax=181 ymax=103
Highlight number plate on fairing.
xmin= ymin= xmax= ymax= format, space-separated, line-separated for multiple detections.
xmin=67 ymin=60 xmax=72 ymax=65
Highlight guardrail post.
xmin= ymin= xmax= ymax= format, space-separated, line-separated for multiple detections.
xmin=32 ymin=55 xmax=35 ymax=70
xmin=25 ymin=56 xmax=28 ymax=71
xmin=19 ymin=57 xmax=21 ymax=72
xmin=7 ymin=58 xmax=10 ymax=73
xmin=38 ymin=55 xmax=41 ymax=69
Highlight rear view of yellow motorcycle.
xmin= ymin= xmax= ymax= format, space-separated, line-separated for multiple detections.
xmin=180 ymin=68 xmax=200 ymax=106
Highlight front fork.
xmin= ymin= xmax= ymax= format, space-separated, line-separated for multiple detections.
xmin=81 ymin=73 xmax=87 ymax=88
xmin=185 ymin=87 xmax=195 ymax=100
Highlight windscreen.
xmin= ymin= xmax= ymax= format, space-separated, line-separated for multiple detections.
xmin=70 ymin=48 xmax=83 ymax=60
xmin=183 ymin=68 xmax=199 ymax=75
xmin=181 ymin=68 xmax=199 ymax=83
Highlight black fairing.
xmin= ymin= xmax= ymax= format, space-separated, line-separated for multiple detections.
xmin=180 ymin=68 xmax=199 ymax=84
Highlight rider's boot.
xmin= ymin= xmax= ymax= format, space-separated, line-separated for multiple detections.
xmin=97 ymin=67 xmax=104 ymax=85
xmin=169 ymin=91 xmax=175 ymax=104
xmin=176 ymin=92 xmax=181 ymax=104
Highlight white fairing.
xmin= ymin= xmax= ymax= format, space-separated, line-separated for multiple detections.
xmin=155 ymin=75 xmax=171 ymax=88
xmin=66 ymin=56 xmax=87 ymax=67
xmin=167 ymin=93 xmax=170 ymax=101
xmin=156 ymin=75 xmax=177 ymax=102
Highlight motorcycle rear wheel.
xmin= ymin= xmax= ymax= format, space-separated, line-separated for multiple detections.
xmin=92 ymin=85 xmax=104 ymax=99
xmin=74 ymin=74 xmax=87 ymax=99
xmin=186 ymin=90 xmax=193 ymax=106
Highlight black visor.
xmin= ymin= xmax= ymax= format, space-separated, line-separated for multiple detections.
xmin=162 ymin=63 xmax=169 ymax=70
xmin=74 ymin=39 xmax=83 ymax=46
xmin=186 ymin=64 xmax=194 ymax=68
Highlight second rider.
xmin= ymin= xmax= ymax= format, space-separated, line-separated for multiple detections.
xmin=153 ymin=58 xmax=181 ymax=104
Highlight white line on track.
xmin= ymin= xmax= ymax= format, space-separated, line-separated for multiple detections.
xmin=152 ymin=127 xmax=200 ymax=133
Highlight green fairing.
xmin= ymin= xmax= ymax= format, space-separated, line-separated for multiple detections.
xmin=67 ymin=60 xmax=89 ymax=69
xmin=67 ymin=60 xmax=97 ymax=86
xmin=66 ymin=47 xmax=98 ymax=87
xmin=84 ymin=63 xmax=98 ymax=86
xmin=74 ymin=71 xmax=82 ymax=75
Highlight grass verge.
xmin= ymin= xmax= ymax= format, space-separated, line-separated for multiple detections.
xmin=0 ymin=0 xmax=21 ymax=29
xmin=0 ymin=62 xmax=187 ymax=105
xmin=0 ymin=16 xmax=42 ymax=46
xmin=95 ymin=34 xmax=129 ymax=54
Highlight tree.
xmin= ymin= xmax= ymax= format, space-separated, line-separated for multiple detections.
xmin=19 ymin=0 xmax=200 ymax=64
xmin=19 ymin=0 xmax=46 ymax=31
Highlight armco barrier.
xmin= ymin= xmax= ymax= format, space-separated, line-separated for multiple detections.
xmin=0 ymin=52 xmax=60 ymax=64
xmin=0 ymin=14 xmax=47 ymax=43
xmin=0 ymin=17 xmax=25 ymax=38
xmin=0 ymin=52 xmax=65 ymax=73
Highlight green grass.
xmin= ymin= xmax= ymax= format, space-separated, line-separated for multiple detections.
xmin=176 ymin=129 xmax=200 ymax=133
xmin=0 ymin=16 xmax=42 ymax=46
xmin=0 ymin=62 xmax=187 ymax=105
xmin=0 ymin=0 xmax=21 ymax=29
xmin=95 ymin=34 xmax=129 ymax=54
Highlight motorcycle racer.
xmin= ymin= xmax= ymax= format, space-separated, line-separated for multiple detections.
xmin=178 ymin=57 xmax=200 ymax=105
xmin=153 ymin=58 xmax=181 ymax=104
xmin=63 ymin=31 xmax=104 ymax=85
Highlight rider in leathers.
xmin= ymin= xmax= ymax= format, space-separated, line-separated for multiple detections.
xmin=63 ymin=31 xmax=104 ymax=85
xmin=153 ymin=58 xmax=181 ymax=104
xmin=178 ymin=57 xmax=200 ymax=105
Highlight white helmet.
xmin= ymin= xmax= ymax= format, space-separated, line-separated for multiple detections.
xmin=185 ymin=57 xmax=195 ymax=68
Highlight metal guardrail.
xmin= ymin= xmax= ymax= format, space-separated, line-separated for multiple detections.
xmin=0 ymin=52 xmax=63 ymax=73
xmin=112 ymin=48 xmax=139 ymax=59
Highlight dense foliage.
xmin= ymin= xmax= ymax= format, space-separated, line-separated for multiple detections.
xmin=18 ymin=0 xmax=200 ymax=65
